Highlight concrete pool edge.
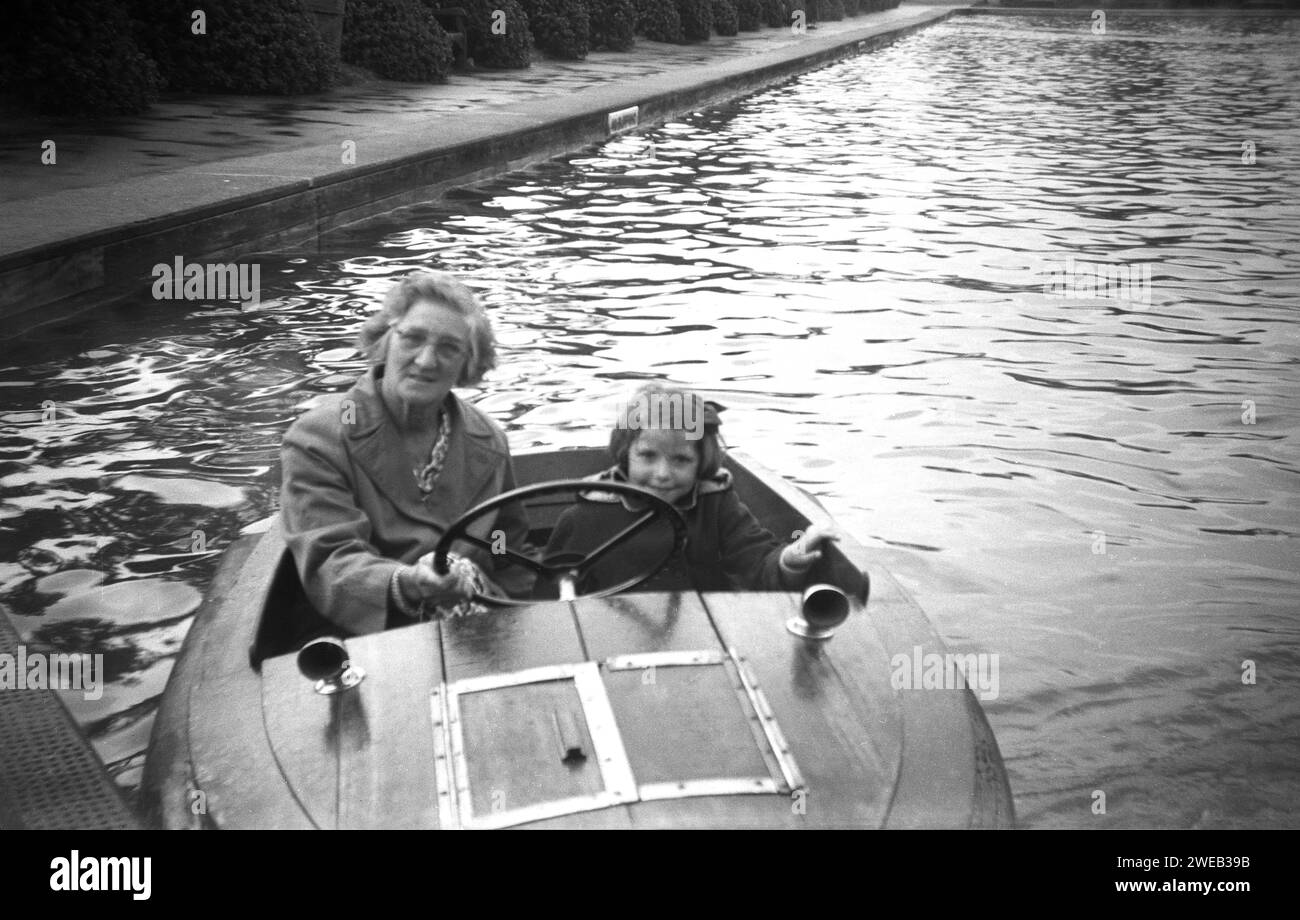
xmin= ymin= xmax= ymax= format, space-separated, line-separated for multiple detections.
xmin=0 ymin=7 xmax=957 ymax=339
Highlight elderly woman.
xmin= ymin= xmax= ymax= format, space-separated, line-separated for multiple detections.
xmin=280 ymin=270 xmax=531 ymax=636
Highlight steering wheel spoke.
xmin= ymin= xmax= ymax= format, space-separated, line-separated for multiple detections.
xmin=572 ymin=508 xmax=663 ymax=574
xmin=431 ymin=479 xmax=687 ymax=608
xmin=444 ymin=532 xmax=553 ymax=577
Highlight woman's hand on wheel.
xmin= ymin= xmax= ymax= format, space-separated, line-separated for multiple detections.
xmin=399 ymin=561 xmax=473 ymax=609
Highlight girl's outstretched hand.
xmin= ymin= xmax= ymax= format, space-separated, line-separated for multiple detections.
xmin=779 ymin=522 xmax=841 ymax=573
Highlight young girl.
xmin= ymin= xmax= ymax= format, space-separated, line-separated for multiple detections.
xmin=544 ymin=384 xmax=837 ymax=594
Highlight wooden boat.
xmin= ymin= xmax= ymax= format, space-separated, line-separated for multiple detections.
xmin=140 ymin=447 xmax=1014 ymax=829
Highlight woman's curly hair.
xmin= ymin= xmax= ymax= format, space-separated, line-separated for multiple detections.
xmin=357 ymin=270 xmax=498 ymax=387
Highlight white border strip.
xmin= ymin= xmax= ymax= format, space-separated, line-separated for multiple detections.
xmin=608 ymin=105 xmax=639 ymax=135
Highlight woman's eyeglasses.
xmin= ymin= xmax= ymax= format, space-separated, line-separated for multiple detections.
xmin=391 ymin=325 xmax=468 ymax=363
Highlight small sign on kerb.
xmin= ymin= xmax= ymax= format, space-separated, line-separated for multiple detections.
xmin=608 ymin=106 xmax=639 ymax=135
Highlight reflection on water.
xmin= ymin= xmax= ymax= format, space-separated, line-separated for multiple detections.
xmin=2 ymin=13 xmax=1298 ymax=826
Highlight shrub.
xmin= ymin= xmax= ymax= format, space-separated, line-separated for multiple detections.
xmin=0 ymin=10 xmax=21 ymax=91
xmin=520 ymin=0 xmax=591 ymax=59
xmin=590 ymin=0 xmax=638 ymax=51
xmin=675 ymin=0 xmax=712 ymax=41
xmin=129 ymin=0 xmax=334 ymax=95
xmin=760 ymin=0 xmax=787 ymax=28
xmin=457 ymin=0 xmax=533 ymax=68
xmin=787 ymin=1 xmax=813 ymax=26
xmin=712 ymin=0 xmax=739 ymax=35
xmin=9 ymin=0 xmax=160 ymax=115
xmin=821 ymin=0 xmax=845 ymax=20
xmin=842 ymin=0 xmax=859 ymax=14
xmin=343 ymin=0 xmax=453 ymax=82
xmin=635 ymin=0 xmax=684 ymax=43
xmin=736 ymin=0 xmax=763 ymax=30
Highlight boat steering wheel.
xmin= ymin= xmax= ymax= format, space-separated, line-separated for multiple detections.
xmin=429 ymin=479 xmax=688 ymax=606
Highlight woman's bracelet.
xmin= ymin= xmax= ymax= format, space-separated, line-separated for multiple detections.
xmin=388 ymin=566 xmax=425 ymax=620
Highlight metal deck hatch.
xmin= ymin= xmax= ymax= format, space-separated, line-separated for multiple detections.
xmin=430 ymin=649 xmax=803 ymax=829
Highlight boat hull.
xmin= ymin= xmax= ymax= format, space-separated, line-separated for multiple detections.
xmin=141 ymin=447 xmax=1013 ymax=829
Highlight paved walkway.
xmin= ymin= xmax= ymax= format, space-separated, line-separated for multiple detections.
xmin=0 ymin=3 xmax=968 ymax=333
xmin=1 ymin=6 xmax=956 ymax=205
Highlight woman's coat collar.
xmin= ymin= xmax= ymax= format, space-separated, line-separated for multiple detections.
xmin=344 ymin=366 xmax=504 ymax=529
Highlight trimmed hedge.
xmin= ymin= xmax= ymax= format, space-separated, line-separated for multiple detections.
xmin=712 ymin=0 xmax=739 ymax=36
xmin=635 ymin=0 xmax=684 ymax=43
xmin=344 ymin=0 xmax=453 ymax=82
xmin=130 ymin=0 xmax=334 ymax=95
xmin=788 ymin=1 xmax=814 ymax=26
xmin=675 ymin=0 xmax=713 ymax=41
xmin=736 ymin=0 xmax=764 ymax=30
xmin=0 ymin=8 xmax=23 ymax=92
xmin=9 ymin=0 xmax=161 ymax=115
xmin=760 ymin=0 xmax=787 ymax=28
xmin=459 ymin=0 xmax=534 ymax=68
xmin=590 ymin=0 xmax=638 ymax=51
xmin=520 ymin=0 xmax=591 ymax=59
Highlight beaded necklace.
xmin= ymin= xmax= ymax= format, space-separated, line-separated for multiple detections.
xmin=413 ymin=410 xmax=450 ymax=494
